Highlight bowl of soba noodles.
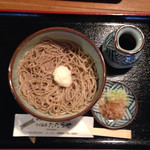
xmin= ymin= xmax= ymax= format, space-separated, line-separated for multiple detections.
xmin=8 ymin=27 xmax=106 ymax=121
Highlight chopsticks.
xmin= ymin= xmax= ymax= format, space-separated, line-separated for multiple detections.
xmin=88 ymin=127 xmax=131 ymax=139
xmin=29 ymin=137 xmax=36 ymax=143
xmin=29 ymin=128 xmax=131 ymax=144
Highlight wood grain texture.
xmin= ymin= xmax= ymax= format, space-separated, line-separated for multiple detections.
xmin=88 ymin=128 xmax=132 ymax=139
xmin=0 ymin=0 xmax=150 ymax=15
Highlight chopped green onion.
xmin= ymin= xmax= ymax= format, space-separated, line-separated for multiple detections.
xmin=103 ymin=89 xmax=129 ymax=102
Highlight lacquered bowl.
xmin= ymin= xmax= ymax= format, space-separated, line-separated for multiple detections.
xmin=91 ymin=81 xmax=138 ymax=129
xmin=8 ymin=27 xmax=106 ymax=122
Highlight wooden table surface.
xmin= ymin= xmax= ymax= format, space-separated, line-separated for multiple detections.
xmin=0 ymin=0 xmax=150 ymax=15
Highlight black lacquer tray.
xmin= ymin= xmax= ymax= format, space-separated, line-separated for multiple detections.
xmin=0 ymin=12 xmax=150 ymax=148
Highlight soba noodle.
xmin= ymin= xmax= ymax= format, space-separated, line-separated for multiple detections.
xmin=18 ymin=39 xmax=98 ymax=116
